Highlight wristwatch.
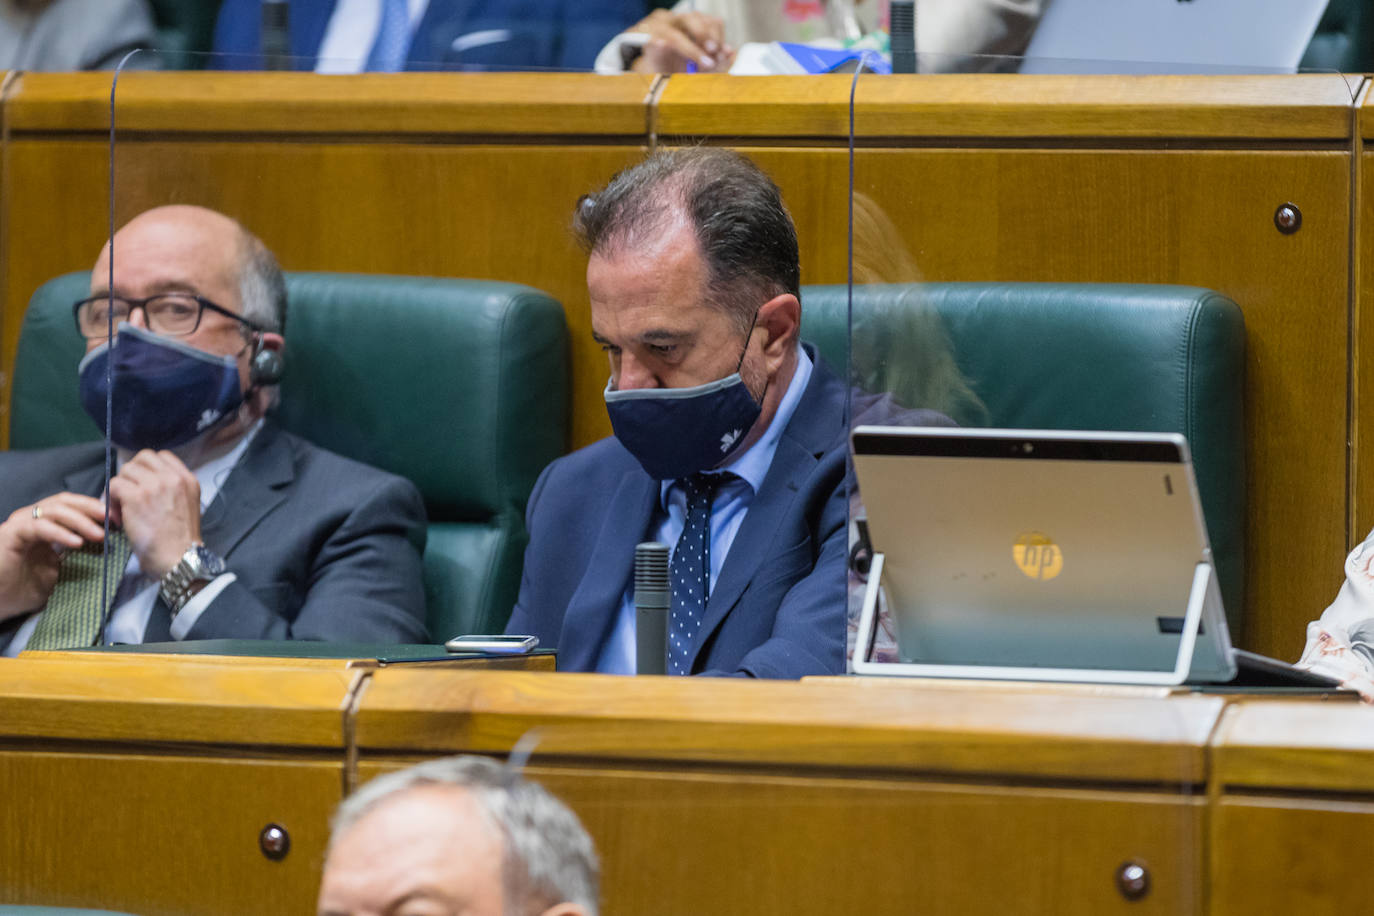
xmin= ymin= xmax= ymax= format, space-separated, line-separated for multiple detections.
xmin=159 ymin=542 xmax=227 ymax=616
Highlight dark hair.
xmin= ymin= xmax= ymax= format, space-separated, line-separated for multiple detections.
xmin=574 ymin=147 xmax=800 ymax=332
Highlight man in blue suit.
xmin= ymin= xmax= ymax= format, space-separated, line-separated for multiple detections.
xmin=507 ymin=148 xmax=848 ymax=678
xmin=212 ymin=0 xmax=646 ymax=72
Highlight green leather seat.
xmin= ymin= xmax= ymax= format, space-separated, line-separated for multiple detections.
xmin=1300 ymin=0 xmax=1374 ymax=74
xmin=147 ymin=0 xmax=222 ymax=69
xmin=801 ymin=282 xmax=1247 ymax=637
xmin=10 ymin=271 xmax=569 ymax=639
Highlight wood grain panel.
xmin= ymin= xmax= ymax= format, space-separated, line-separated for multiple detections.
xmin=360 ymin=758 xmax=1206 ymax=916
xmin=0 ymin=139 xmax=110 ymax=450
xmin=1355 ymin=148 xmax=1374 ymax=552
xmin=0 ymin=654 xmax=357 ymax=747
xmin=837 ymin=146 xmax=1351 ymax=660
xmin=354 ymin=670 xmax=1222 ymax=784
xmin=657 ymin=74 xmax=1358 ymax=140
xmin=8 ymin=71 xmax=656 ymax=136
xmin=105 ymin=141 xmax=645 ymax=449
xmin=0 ymin=751 xmax=337 ymax=916
xmin=1211 ymin=798 xmax=1374 ymax=916
xmin=1211 ymin=699 xmax=1374 ymax=794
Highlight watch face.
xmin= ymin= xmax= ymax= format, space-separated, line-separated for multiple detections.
xmin=190 ymin=544 xmax=226 ymax=579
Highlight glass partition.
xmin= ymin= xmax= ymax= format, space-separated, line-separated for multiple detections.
xmin=839 ymin=53 xmax=1365 ymax=916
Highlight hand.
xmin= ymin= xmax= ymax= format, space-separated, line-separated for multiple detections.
xmin=626 ymin=9 xmax=734 ymax=73
xmin=0 ymin=493 xmax=108 ymax=621
xmin=1341 ymin=672 xmax=1374 ymax=703
xmin=107 ymin=450 xmax=201 ymax=580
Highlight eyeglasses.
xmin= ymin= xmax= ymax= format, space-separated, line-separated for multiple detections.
xmin=72 ymin=293 xmax=263 ymax=340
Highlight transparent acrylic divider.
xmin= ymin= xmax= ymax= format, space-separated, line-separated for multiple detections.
xmin=106 ymin=46 xmax=627 ymax=650
xmin=843 ymin=51 xmax=1365 ymax=914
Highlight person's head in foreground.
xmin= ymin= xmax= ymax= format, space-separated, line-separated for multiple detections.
xmin=318 ymin=755 xmax=600 ymax=916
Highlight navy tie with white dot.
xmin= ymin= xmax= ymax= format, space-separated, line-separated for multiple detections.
xmin=668 ymin=472 xmax=734 ymax=676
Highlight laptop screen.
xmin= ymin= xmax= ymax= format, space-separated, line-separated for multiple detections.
xmin=851 ymin=426 xmax=1228 ymax=683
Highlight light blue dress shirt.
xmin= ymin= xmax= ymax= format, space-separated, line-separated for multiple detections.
xmin=595 ymin=346 xmax=815 ymax=674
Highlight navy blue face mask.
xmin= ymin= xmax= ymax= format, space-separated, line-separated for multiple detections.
xmin=604 ymin=335 xmax=762 ymax=481
xmin=78 ymin=324 xmax=244 ymax=452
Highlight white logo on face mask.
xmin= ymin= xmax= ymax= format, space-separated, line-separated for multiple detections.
xmin=196 ymin=409 xmax=222 ymax=431
xmin=720 ymin=429 xmax=742 ymax=453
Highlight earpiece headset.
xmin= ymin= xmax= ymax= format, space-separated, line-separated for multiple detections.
xmin=249 ymin=334 xmax=284 ymax=386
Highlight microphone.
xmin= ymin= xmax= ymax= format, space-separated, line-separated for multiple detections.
xmin=890 ymin=0 xmax=916 ymax=74
xmin=634 ymin=542 xmax=670 ymax=675
xmin=261 ymin=0 xmax=290 ymax=71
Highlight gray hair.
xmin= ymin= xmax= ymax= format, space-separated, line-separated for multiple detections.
xmin=573 ymin=147 xmax=800 ymax=335
xmin=330 ymin=756 xmax=600 ymax=916
xmin=236 ymin=228 xmax=287 ymax=334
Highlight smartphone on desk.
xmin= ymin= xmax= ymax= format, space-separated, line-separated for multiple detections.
xmin=444 ymin=634 xmax=539 ymax=655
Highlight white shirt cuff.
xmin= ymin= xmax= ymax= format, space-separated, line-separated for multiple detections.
xmin=169 ymin=573 xmax=237 ymax=641
xmin=594 ymin=32 xmax=649 ymax=73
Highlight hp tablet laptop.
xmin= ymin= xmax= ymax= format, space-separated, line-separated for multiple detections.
xmin=850 ymin=427 xmax=1337 ymax=688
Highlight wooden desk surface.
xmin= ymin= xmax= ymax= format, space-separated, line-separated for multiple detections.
xmin=1 ymin=656 xmax=1371 ymax=915
xmin=354 ymin=669 xmax=1223 ymax=785
xmin=5 ymin=71 xmax=659 ymax=136
xmin=656 ymin=73 xmax=1359 ymax=140
xmin=0 ymin=652 xmax=359 ymax=748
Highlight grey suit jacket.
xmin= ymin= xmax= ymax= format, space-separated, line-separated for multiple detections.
xmin=0 ymin=421 xmax=428 ymax=651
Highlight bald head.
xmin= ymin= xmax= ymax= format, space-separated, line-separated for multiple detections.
xmin=92 ymin=205 xmax=285 ymax=334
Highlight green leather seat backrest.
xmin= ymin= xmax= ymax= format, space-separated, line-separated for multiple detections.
xmin=1300 ymin=0 xmax=1374 ymax=74
xmin=801 ymin=282 xmax=1247 ymax=637
xmin=11 ymin=272 xmax=569 ymax=639
xmin=147 ymin=0 xmax=222 ymax=69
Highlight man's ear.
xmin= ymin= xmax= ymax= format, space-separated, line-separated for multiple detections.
xmin=536 ymin=904 xmax=590 ymax=916
xmin=756 ymin=292 xmax=800 ymax=357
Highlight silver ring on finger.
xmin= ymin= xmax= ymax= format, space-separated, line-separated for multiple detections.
xmin=31 ymin=505 xmax=43 ymax=520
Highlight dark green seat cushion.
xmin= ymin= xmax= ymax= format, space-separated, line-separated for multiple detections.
xmin=801 ymin=282 xmax=1247 ymax=636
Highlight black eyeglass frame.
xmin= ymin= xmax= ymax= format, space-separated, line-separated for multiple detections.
xmin=72 ymin=293 xmax=265 ymax=341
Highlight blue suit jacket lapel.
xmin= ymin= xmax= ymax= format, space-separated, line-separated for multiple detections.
xmin=557 ymin=470 xmax=658 ymax=672
xmin=686 ymin=352 xmax=846 ymax=669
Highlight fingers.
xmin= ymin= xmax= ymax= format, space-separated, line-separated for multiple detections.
xmin=632 ymin=10 xmax=731 ymax=72
xmin=6 ymin=493 xmax=109 ymax=549
xmin=116 ymin=449 xmax=197 ymax=489
xmin=676 ymin=11 xmax=727 ymax=57
xmin=109 ymin=449 xmax=202 ymax=579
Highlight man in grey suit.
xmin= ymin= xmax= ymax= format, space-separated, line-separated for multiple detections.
xmin=0 ymin=205 xmax=428 ymax=652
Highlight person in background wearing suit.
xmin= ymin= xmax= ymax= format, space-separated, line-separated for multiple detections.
xmin=213 ymin=0 xmax=646 ymax=72
xmin=0 ymin=205 xmax=428 ymax=653
xmin=506 ymin=148 xmax=849 ymax=678
xmin=318 ymin=755 xmax=599 ymax=916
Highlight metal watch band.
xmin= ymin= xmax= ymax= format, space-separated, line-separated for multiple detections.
xmin=159 ymin=542 xmax=226 ymax=616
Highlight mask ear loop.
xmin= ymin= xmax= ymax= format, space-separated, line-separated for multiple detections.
xmin=732 ymin=307 xmax=763 ymax=373
xmin=734 ymin=307 xmax=768 ymax=406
